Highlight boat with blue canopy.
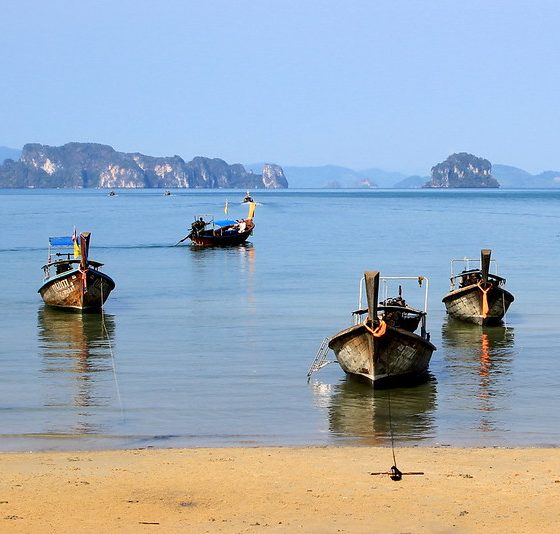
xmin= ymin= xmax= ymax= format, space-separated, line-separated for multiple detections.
xmin=177 ymin=202 xmax=256 ymax=247
xmin=38 ymin=231 xmax=115 ymax=311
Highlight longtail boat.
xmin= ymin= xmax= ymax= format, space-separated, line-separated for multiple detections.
xmin=327 ymin=272 xmax=436 ymax=387
xmin=442 ymin=249 xmax=514 ymax=326
xmin=38 ymin=231 xmax=115 ymax=311
xmin=177 ymin=201 xmax=256 ymax=247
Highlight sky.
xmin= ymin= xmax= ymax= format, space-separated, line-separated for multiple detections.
xmin=1 ymin=0 xmax=559 ymax=175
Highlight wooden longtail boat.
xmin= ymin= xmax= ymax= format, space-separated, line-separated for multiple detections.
xmin=38 ymin=232 xmax=115 ymax=311
xmin=442 ymin=249 xmax=514 ymax=326
xmin=327 ymin=272 xmax=436 ymax=387
xmin=177 ymin=201 xmax=256 ymax=247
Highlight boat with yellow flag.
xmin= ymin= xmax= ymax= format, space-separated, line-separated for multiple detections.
xmin=38 ymin=230 xmax=115 ymax=311
xmin=177 ymin=201 xmax=256 ymax=247
xmin=442 ymin=249 xmax=514 ymax=325
xmin=322 ymin=272 xmax=436 ymax=387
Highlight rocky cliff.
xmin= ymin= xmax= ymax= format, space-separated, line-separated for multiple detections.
xmin=0 ymin=143 xmax=288 ymax=189
xmin=423 ymin=153 xmax=500 ymax=188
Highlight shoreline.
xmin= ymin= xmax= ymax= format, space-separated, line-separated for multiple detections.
xmin=1 ymin=446 xmax=559 ymax=532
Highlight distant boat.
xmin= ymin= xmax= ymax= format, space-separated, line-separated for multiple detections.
xmin=108 ymin=191 xmax=116 ymax=196
xmin=177 ymin=202 xmax=256 ymax=247
xmin=38 ymin=231 xmax=115 ymax=311
xmin=164 ymin=190 xmax=171 ymax=196
xmin=322 ymin=272 xmax=436 ymax=387
xmin=242 ymin=191 xmax=254 ymax=203
xmin=442 ymin=249 xmax=514 ymax=325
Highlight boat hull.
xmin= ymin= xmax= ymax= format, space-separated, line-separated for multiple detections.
xmin=442 ymin=284 xmax=514 ymax=325
xmin=190 ymin=229 xmax=253 ymax=247
xmin=39 ymin=268 xmax=115 ymax=311
xmin=328 ymin=323 xmax=436 ymax=387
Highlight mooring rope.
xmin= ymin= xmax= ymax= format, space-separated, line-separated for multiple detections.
xmin=100 ymin=281 xmax=123 ymax=417
xmin=370 ymin=385 xmax=423 ymax=481
xmin=387 ymin=388 xmax=398 ymax=469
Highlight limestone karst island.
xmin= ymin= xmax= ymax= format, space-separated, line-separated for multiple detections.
xmin=0 ymin=143 xmax=288 ymax=189
xmin=2 ymin=144 xmax=559 ymax=188
xmin=423 ymin=152 xmax=500 ymax=188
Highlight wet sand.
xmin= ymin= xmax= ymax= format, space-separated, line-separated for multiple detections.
xmin=1 ymin=446 xmax=559 ymax=533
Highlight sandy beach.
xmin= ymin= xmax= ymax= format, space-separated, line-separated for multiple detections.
xmin=1 ymin=446 xmax=559 ymax=533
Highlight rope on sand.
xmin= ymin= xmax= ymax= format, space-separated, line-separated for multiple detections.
xmin=370 ymin=389 xmax=424 ymax=481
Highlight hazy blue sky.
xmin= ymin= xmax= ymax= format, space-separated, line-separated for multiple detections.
xmin=1 ymin=0 xmax=558 ymax=174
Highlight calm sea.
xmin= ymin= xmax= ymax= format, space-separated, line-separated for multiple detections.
xmin=1 ymin=188 xmax=559 ymax=451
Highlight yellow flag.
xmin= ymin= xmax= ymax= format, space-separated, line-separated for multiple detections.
xmin=224 ymin=200 xmax=229 ymax=214
xmin=247 ymin=201 xmax=256 ymax=220
xmin=72 ymin=227 xmax=80 ymax=258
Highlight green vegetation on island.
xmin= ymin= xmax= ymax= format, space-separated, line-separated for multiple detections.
xmin=0 ymin=143 xmax=288 ymax=189
xmin=423 ymin=153 xmax=500 ymax=188
xmin=2 ymin=144 xmax=560 ymax=189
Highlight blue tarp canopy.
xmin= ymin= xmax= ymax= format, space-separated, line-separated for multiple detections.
xmin=49 ymin=236 xmax=74 ymax=246
xmin=213 ymin=219 xmax=236 ymax=227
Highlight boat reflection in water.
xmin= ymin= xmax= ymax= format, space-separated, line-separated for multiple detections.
xmin=312 ymin=378 xmax=437 ymax=445
xmin=38 ymin=306 xmax=117 ymax=436
xmin=441 ymin=319 xmax=515 ymax=433
xmin=189 ymin=242 xmax=255 ymax=274
xmin=190 ymin=242 xmax=256 ymax=303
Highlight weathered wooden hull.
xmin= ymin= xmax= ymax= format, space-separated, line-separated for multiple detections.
xmin=328 ymin=323 xmax=436 ymax=387
xmin=190 ymin=229 xmax=253 ymax=247
xmin=442 ymin=284 xmax=514 ymax=325
xmin=39 ymin=268 xmax=115 ymax=311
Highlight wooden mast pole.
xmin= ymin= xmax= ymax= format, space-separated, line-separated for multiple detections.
xmin=364 ymin=271 xmax=380 ymax=370
xmin=79 ymin=232 xmax=91 ymax=271
xmin=481 ymin=249 xmax=491 ymax=283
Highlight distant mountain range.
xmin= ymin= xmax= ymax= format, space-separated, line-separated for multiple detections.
xmin=248 ymin=161 xmax=560 ymax=189
xmin=245 ymin=163 xmax=417 ymax=188
xmin=2 ymin=145 xmax=560 ymax=188
xmin=492 ymin=165 xmax=560 ymax=188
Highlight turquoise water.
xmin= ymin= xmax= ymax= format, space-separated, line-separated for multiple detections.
xmin=1 ymin=188 xmax=559 ymax=450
